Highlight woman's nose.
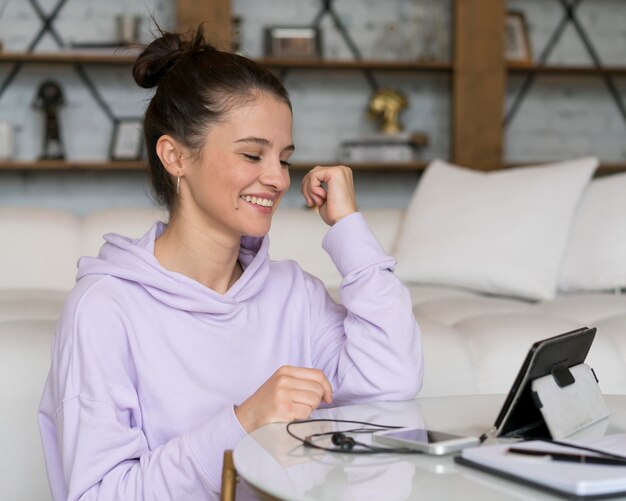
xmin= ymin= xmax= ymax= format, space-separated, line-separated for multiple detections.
xmin=260 ymin=160 xmax=290 ymax=191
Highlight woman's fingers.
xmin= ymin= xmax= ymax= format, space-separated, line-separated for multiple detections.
xmin=275 ymin=366 xmax=333 ymax=404
xmin=235 ymin=366 xmax=333 ymax=432
xmin=302 ymin=169 xmax=327 ymax=207
xmin=301 ymin=165 xmax=356 ymax=225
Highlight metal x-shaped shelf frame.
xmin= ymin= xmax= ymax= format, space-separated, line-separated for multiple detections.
xmin=0 ymin=0 xmax=140 ymax=156
xmin=278 ymin=0 xmax=381 ymax=92
xmin=505 ymin=0 xmax=626 ymax=127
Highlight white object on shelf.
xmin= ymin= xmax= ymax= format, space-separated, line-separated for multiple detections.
xmin=0 ymin=122 xmax=14 ymax=160
xmin=339 ymin=131 xmax=427 ymax=163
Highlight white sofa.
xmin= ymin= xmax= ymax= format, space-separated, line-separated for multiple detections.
xmin=2 ymin=198 xmax=626 ymax=499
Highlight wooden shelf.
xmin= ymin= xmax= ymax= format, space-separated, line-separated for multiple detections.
xmin=0 ymin=52 xmax=454 ymax=71
xmin=596 ymin=163 xmax=626 ymax=175
xmin=0 ymin=160 xmax=428 ymax=172
xmin=5 ymin=159 xmax=620 ymax=174
xmin=0 ymin=51 xmax=139 ymax=65
xmin=508 ymin=63 xmax=626 ymax=76
xmin=290 ymin=161 xmax=429 ymax=171
xmin=255 ymin=58 xmax=453 ymax=72
xmin=0 ymin=160 xmax=147 ymax=171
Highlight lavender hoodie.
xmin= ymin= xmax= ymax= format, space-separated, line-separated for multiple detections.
xmin=38 ymin=212 xmax=423 ymax=500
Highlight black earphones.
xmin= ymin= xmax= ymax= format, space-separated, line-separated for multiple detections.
xmin=288 ymin=419 xmax=419 ymax=455
xmin=331 ymin=432 xmax=356 ymax=450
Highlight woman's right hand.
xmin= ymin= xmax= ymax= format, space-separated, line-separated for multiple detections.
xmin=234 ymin=366 xmax=333 ymax=433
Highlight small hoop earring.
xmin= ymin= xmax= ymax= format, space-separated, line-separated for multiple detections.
xmin=176 ymin=176 xmax=180 ymax=195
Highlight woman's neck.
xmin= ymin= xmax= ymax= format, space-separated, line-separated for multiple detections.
xmin=154 ymin=216 xmax=243 ymax=294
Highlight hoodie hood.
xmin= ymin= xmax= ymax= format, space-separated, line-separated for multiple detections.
xmin=76 ymin=222 xmax=270 ymax=316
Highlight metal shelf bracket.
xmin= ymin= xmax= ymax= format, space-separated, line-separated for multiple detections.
xmin=505 ymin=0 xmax=626 ymax=128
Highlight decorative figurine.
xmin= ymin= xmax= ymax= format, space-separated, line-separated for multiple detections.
xmin=368 ymin=88 xmax=408 ymax=135
xmin=339 ymin=87 xmax=426 ymax=163
xmin=33 ymin=80 xmax=65 ymax=160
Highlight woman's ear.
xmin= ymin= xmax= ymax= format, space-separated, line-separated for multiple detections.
xmin=156 ymin=135 xmax=186 ymax=177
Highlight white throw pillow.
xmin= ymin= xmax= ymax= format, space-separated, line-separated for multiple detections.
xmin=558 ymin=173 xmax=626 ymax=292
xmin=393 ymin=158 xmax=598 ymax=301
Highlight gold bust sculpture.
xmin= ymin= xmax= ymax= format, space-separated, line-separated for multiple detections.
xmin=368 ymin=88 xmax=408 ymax=135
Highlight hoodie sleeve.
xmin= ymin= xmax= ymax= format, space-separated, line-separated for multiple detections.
xmin=47 ymin=283 xmax=245 ymax=500
xmin=307 ymin=212 xmax=423 ymax=403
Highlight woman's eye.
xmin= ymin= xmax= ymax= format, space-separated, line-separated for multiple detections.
xmin=280 ymin=160 xmax=291 ymax=168
xmin=243 ymin=154 xmax=261 ymax=162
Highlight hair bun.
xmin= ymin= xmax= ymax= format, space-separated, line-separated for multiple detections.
xmin=133 ymin=27 xmax=219 ymax=89
xmin=133 ymin=32 xmax=187 ymax=89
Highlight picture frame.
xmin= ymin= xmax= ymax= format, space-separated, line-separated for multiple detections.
xmin=110 ymin=118 xmax=143 ymax=161
xmin=264 ymin=26 xmax=322 ymax=59
xmin=504 ymin=11 xmax=532 ymax=64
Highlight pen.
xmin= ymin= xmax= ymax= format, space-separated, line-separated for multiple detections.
xmin=507 ymin=447 xmax=626 ymax=466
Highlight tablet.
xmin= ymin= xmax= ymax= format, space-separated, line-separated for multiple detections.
xmin=493 ymin=326 xmax=596 ymax=438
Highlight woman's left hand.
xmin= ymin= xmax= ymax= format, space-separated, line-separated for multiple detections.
xmin=301 ymin=165 xmax=357 ymax=226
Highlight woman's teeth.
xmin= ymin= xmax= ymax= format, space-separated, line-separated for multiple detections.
xmin=240 ymin=195 xmax=274 ymax=207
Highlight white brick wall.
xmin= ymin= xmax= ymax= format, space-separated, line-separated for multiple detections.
xmin=506 ymin=0 xmax=626 ymax=163
xmin=0 ymin=0 xmax=624 ymax=215
xmin=0 ymin=0 xmax=174 ymax=51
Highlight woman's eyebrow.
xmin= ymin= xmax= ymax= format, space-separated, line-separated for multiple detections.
xmin=235 ymin=136 xmax=270 ymax=146
xmin=235 ymin=136 xmax=295 ymax=152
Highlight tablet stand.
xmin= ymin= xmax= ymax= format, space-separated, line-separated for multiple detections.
xmin=531 ymin=363 xmax=609 ymax=439
xmin=494 ymin=327 xmax=607 ymax=439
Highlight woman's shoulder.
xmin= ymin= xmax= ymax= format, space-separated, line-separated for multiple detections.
xmin=268 ymin=257 xmax=330 ymax=296
xmin=268 ymin=256 xmax=310 ymax=280
xmin=61 ymin=274 xmax=135 ymax=323
xmin=51 ymin=276 xmax=136 ymax=374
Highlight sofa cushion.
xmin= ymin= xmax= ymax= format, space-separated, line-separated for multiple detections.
xmin=269 ymin=208 xmax=403 ymax=288
xmin=0 ymin=289 xmax=67 ymax=322
xmin=0 ymin=319 xmax=55 ymax=501
xmin=81 ymin=207 xmax=168 ymax=258
xmin=558 ymin=173 xmax=626 ymax=292
xmin=417 ymin=318 xmax=477 ymax=397
xmin=404 ymin=284 xmax=626 ymax=396
xmin=594 ymin=314 xmax=626 ymax=393
xmin=393 ymin=158 xmax=597 ymax=301
xmin=0 ymin=208 xmax=80 ymax=291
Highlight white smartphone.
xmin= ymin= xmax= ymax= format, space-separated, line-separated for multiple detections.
xmin=372 ymin=427 xmax=480 ymax=455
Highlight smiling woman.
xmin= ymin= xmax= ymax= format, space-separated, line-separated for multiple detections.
xmin=37 ymin=25 xmax=423 ymax=501
xmin=154 ymin=92 xmax=294 ymax=281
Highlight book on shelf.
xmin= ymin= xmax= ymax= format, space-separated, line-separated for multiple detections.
xmin=338 ymin=131 xmax=428 ymax=164
xmin=456 ymin=434 xmax=626 ymax=499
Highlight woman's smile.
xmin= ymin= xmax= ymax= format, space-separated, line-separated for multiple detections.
xmin=239 ymin=193 xmax=276 ymax=213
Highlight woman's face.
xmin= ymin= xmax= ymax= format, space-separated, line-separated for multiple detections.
xmin=181 ymin=92 xmax=293 ymax=239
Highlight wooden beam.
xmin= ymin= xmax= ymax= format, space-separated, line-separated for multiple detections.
xmin=176 ymin=0 xmax=232 ymax=51
xmin=453 ymin=0 xmax=506 ymax=170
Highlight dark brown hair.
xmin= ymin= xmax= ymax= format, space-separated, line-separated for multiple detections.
xmin=133 ymin=26 xmax=291 ymax=211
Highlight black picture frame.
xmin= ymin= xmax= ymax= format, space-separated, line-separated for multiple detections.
xmin=109 ymin=118 xmax=143 ymax=161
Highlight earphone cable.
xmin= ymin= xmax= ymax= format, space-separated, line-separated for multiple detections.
xmin=286 ymin=418 xmax=420 ymax=455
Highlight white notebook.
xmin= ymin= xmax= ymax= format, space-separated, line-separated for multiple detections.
xmin=457 ymin=434 xmax=626 ymax=498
